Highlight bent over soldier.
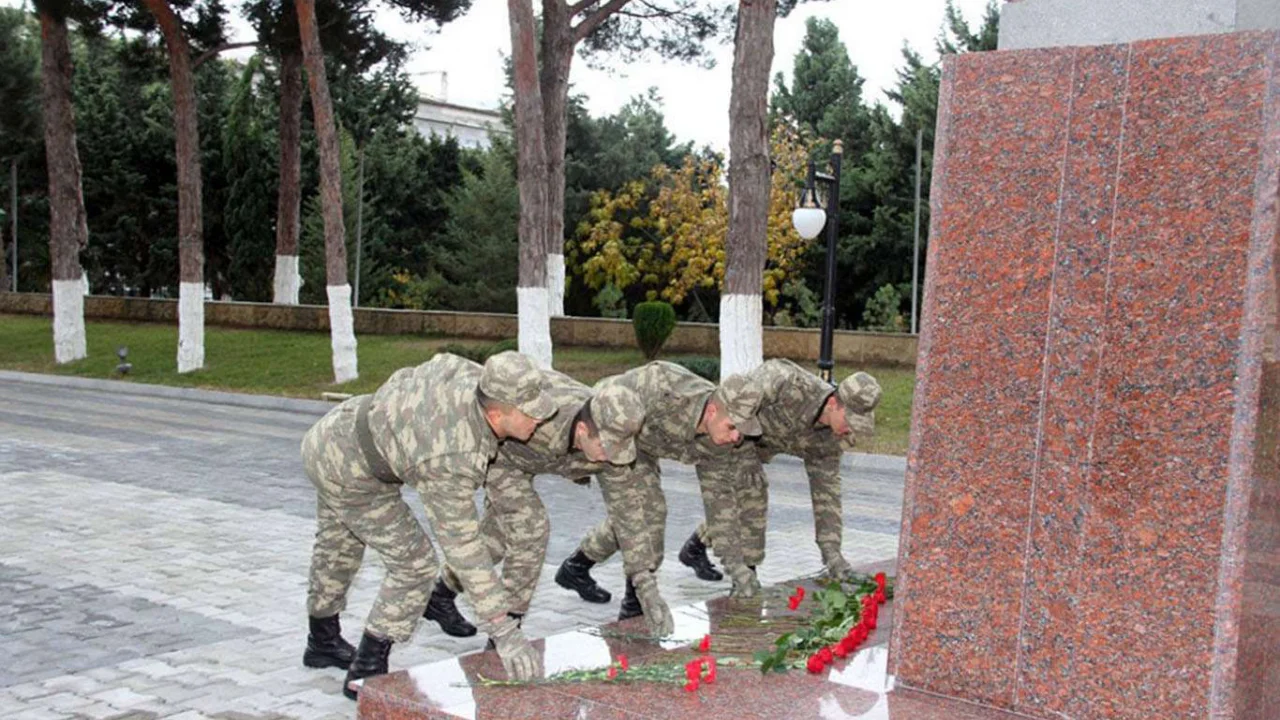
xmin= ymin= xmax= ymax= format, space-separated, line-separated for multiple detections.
xmin=299 ymin=351 xmax=556 ymax=699
xmin=554 ymin=362 xmax=765 ymax=635
xmin=681 ymin=360 xmax=881 ymax=581
xmin=437 ymin=371 xmax=646 ymax=636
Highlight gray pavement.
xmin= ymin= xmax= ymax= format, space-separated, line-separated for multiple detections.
xmin=0 ymin=375 xmax=906 ymax=719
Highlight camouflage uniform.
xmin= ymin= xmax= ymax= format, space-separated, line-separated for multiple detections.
xmin=302 ymin=352 xmax=555 ymax=643
xmin=443 ymin=372 xmax=644 ymax=613
xmin=577 ymin=362 xmax=763 ymax=579
xmin=696 ymin=360 xmax=880 ymax=569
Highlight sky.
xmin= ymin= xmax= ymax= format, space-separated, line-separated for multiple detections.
xmin=390 ymin=0 xmax=993 ymax=152
xmin=3 ymin=0 xmax=995 ymax=152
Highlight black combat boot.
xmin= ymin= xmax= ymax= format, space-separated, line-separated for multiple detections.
xmin=303 ymin=614 xmax=357 ymax=669
xmin=343 ymin=632 xmax=393 ymax=701
xmin=555 ymin=550 xmax=612 ymax=603
xmin=618 ymin=577 xmax=643 ymax=621
xmin=678 ymin=531 xmax=724 ymax=582
xmin=485 ymin=612 xmax=523 ymax=651
xmin=423 ymin=580 xmax=478 ymax=637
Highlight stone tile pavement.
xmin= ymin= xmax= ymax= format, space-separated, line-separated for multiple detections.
xmin=0 ymin=377 xmax=906 ymax=719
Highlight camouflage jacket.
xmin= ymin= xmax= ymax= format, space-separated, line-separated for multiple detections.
xmin=595 ymin=362 xmax=743 ymax=572
xmin=749 ymin=359 xmax=845 ymax=551
xmin=364 ymin=354 xmax=509 ymax=623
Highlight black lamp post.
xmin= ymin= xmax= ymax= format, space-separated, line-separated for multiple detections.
xmin=791 ymin=140 xmax=843 ymax=383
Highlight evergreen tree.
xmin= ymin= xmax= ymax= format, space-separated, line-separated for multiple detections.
xmin=223 ymin=57 xmax=279 ymax=301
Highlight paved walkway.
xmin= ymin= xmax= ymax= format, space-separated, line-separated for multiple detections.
xmin=0 ymin=375 xmax=907 ymax=720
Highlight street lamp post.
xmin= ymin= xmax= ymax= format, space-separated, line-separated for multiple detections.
xmin=791 ymin=140 xmax=844 ymax=383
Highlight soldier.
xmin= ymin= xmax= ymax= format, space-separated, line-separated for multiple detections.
xmin=554 ymin=362 xmax=766 ymax=630
xmin=434 ymin=372 xmax=648 ymax=636
xmin=299 ymin=351 xmax=556 ymax=699
xmin=678 ymin=360 xmax=881 ymax=582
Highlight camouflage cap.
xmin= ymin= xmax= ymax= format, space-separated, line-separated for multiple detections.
xmin=837 ymin=372 xmax=881 ymax=449
xmin=590 ymin=384 xmax=645 ymax=465
xmin=711 ymin=373 xmax=764 ymax=437
xmin=479 ymin=351 xmax=558 ymax=420
xmin=837 ymin=371 xmax=881 ymax=414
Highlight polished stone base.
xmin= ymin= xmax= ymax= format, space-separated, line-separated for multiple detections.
xmin=355 ymin=571 xmax=1033 ymax=720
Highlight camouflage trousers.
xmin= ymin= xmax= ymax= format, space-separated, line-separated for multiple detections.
xmin=442 ymin=467 xmax=550 ymax=614
xmin=696 ymin=458 xmax=769 ymax=568
xmin=302 ymin=397 xmax=440 ymax=643
xmin=578 ymin=454 xmax=666 ymax=572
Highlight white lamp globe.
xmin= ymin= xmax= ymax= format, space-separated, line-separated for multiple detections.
xmin=792 ymin=206 xmax=827 ymax=240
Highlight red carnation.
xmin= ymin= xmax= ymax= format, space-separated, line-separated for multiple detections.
xmin=698 ymin=634 xmax=711 ymax=653
xmin=702 ymin=656 xmax=717 ymax=683
xmin=818 ymin=647 xmax=834 ymax=665
xmin=607 ymin=666 xmax=618 ymax=680
xmin=875 ymin=572 xmax=887 ymax=593
xmin=795 ymin=586 xmax=806 ymax=601
xmin=875 ymin=588 xmax=887 ymax=605
xmin=806 ymin=654 xmax=826 ymax=673
xmin=618 ymin=654 xmax=629 ymax=672
xmin=685 ymin=660 xmax=701 ymax=682
xmin=787 ymin=595 xmax=801 ymax=611
xmin=833 ymin=640 xmax=850 ymax=659
xmin=684 ymin=678 xmax=699 ymax=692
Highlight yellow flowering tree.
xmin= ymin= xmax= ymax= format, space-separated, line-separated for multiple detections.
xmin=571 ymin=126 xmax=814 ymax=311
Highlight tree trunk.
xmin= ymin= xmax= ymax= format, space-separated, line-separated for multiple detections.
xmin=721 ymin=0 xmax=775 ymax=377
xmin=143 ymin=0 xmax=205 ymax=374
xmin=540 ymin=4 xmax=574 ymax=318
xmin=509 ymin=0 xmax=552 ymax=368
xmin=39 ymin=8 xmax=87 ymax=364
xmin=0 ymin=182 xmax=8 ymax=294
xmin=273 ymin=48 xmax=303 ymax=305
xmin=297 ymin=0 xmax=358 ymax=383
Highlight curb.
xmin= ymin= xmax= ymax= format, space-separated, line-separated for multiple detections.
xmin=0 ymin=370 xmax=338 ymax=415
xmin=848 ymin=452 xmax=908 ymax=473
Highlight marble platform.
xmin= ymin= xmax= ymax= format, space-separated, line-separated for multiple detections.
xmin=891 ymin=29 xmax=1280 ymax=720
xmin=355 ymin=569 xmax=1040 ymax=719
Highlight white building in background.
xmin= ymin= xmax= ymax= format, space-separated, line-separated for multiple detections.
xmin=414 ymin=97 xmax=508 ymax=150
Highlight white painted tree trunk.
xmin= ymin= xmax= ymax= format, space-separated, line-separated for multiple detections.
xmin=547 ymin=252 xmax=565 ymax=317
xmin=272 ymin=255 xmax=301 ymax=305
xmin=519 ymin=286 xmax=553 ymax=369
xmin=327 ymin=284 xmax=358 ymax=383
xmin=52 ymin=278 xmax=86 ymax=364
xmin=718 ymin=293 xmax=763 ymax=378
xmin=177 ymin=281 xmax=204 ymax=373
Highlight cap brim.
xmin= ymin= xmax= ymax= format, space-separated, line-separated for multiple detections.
xmin=735 ymin=415 xmax=763 ymax=438
xmin=844 ymin=409 xmax=875 ymax=440
xmin=520 ymin=394 xmax=558 ymax=421
xmin=601 ymin=435 xmax=637 ymax=465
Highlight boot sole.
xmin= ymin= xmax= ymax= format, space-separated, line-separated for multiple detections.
xmin=303 ymin=651 xmax=353 ymax=669
xmin=555 ymin=570 xmax=612 ymax=604
xmin=424 ymin=609 xmax=477 ymax=637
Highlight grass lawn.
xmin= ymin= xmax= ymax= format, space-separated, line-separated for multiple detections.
xmin=0 ymin=313 xmax=915 ymax=455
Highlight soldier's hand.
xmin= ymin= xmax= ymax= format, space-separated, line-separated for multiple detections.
xmin=727 ymin=564 xmax=760 ymax=598
xmin=631 ymin=571 xmax=674 ymax=637
xmin=490 ymin=616 xmax=542 ymax=681
xmin=820 ymin=547 xmax=853 ymax=579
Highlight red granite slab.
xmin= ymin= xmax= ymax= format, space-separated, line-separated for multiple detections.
xmin=1012 ymin=42 xmax=1129 ymax=719
xmin=357 ymin=590 xmax=1050 ymax=720
xmin=891 ymin=44 xmax=1077 ymax=711
xmin=894 ymin=29 xmax=1280 ymax=720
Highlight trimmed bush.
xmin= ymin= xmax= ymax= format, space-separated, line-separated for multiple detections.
xmin=633 ymin=301 xmax=677 ymax=360
xmin=672 ymin=356 xmax=719 ymax=382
